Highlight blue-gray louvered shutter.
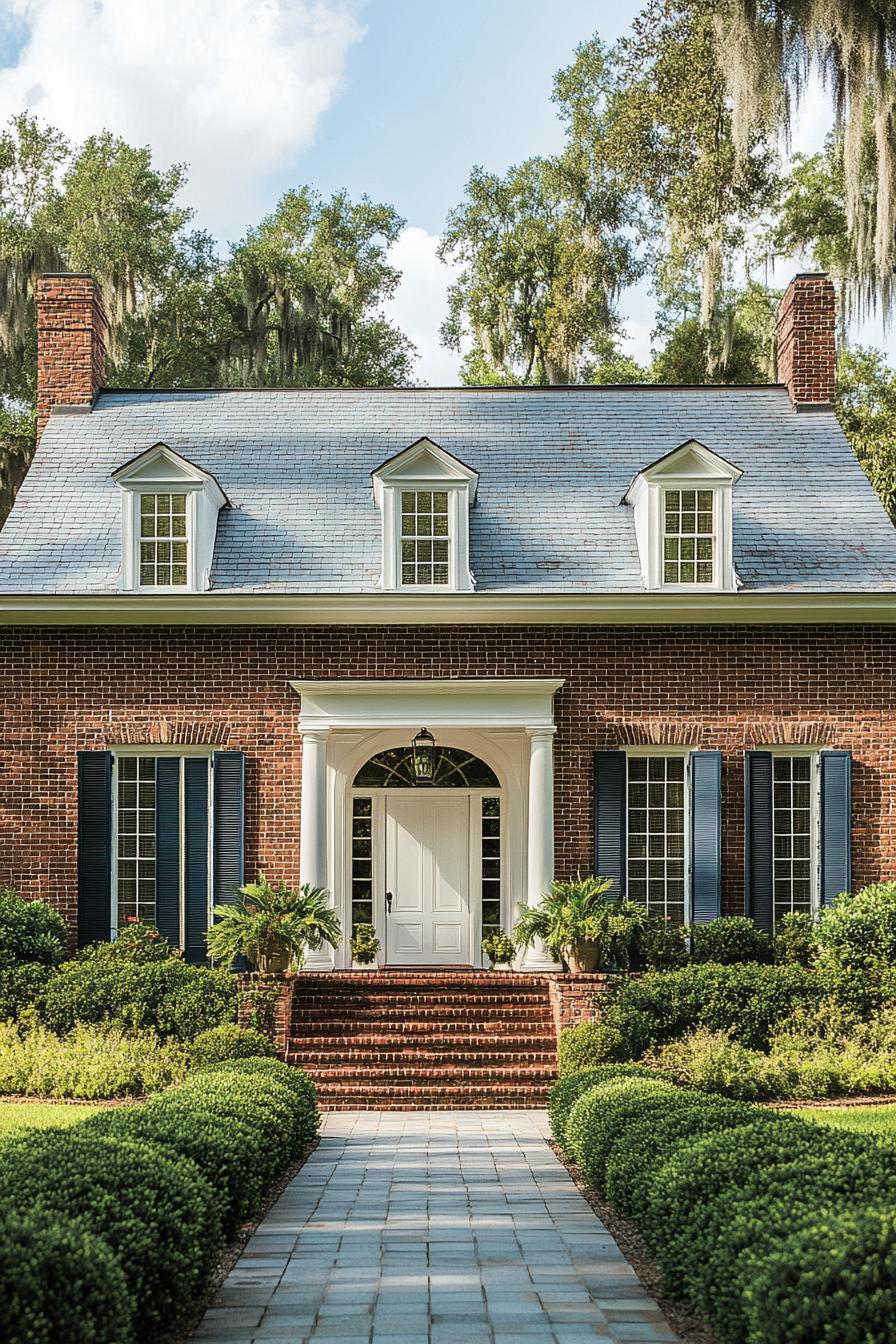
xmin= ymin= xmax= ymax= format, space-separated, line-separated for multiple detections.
xmin=689 ymin=750 xmax=722 ymax=924
xmin=77 ymin=751 xmax=113 ymax=948
xmin=212 ymin=751 xmax=245 ymax=908
xmin=183 ymin=757 xmax=210 ymax=964
xmin=745 ymin=750 xmax=774 ymax=932
xmin=594 ymin=751 xmax=626 ymax=899
xmin=820 ymin=750 xmax=851 ymax=906
xmin=155 ymin=757 xmax=181 ymax=949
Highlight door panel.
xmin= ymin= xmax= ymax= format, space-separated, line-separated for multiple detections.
xmin=385 ymin=794 xmax=470 ymax=965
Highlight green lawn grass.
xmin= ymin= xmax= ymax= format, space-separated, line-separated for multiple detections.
xmin=799 ymin=1102 xmax=896 ymax=1136
xmin=0 ymin=1099 xmax=103 ymax=1140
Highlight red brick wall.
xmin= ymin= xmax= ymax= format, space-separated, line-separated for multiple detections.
xmin=36 ymin=274 xmax=107 ymax=440
xmin=2 ymin=622 xmax=895 ymax=938
xmin=776 ymin=273 xmax=836 ymax=407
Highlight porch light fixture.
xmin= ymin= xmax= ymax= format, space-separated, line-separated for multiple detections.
xmin=411 ymin=727 xmax=437 ymax=784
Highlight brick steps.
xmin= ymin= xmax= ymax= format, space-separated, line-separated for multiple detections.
xmin=286 ymin=972 xmax=558 ymax=1109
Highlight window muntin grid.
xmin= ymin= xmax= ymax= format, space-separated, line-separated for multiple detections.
xmin=773 ymin=755 xmax=814 ymax=925
xmin=663 ymin=488 xmax=715 ymax=585
xmin=400 ymin=490 xmax=450 ymax=586
xmin=481 ymin=797 xmax=501 ymax=942
xmin=350 ymin=797 xmax=374 ymax=934
xmin=627 ymin=756 xmax=687 ymax=923
xmin=116 ymin=756 xmax=157 ymax=927
xmin=140 ymin=493 xmax=189 ymax=587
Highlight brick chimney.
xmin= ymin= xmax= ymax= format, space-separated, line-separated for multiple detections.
xmin=775 ymin=273 xmax=836 ymax=408
xmin=36 ymin=274 xmax=108 ymax=439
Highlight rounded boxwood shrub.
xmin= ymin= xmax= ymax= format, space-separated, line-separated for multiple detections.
xmin=557 ymin=1019 xmax=627 ymax=1075
xmin=0 ymin=1209 xmax=133 ymax=1344
xmin=816 ymin=881 xmax=896 ymax=970
xmin=41 ymin=959 xmax=238 ymax=1040
xmin=0 ymin=1130 xmax=221 ymax=1340
xmin=201 ymin=1057 xmax=320 ymax=1144
xmin=176 ymin=1070 xmax=306 ymax=1161
xmin=744 ymin=1205 xmax=896 ymax=1344
xmin=190 ymin=1023 xmax=276 ymax=1067
xmin=564 ymin=1077 xmax=680 ymax=1186
xmin=547 ymin=1064 xmax=655 ymax=1148
xmin=690 ymin=916 xmax=773 ymax=966
xmin=85 ymin=1098 xmax=268 ymax=1235
xmin=0 ymin=889 xmax=68 ymax=969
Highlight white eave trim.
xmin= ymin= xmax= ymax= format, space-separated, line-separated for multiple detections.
xmin=3 ymin=591 xmax=896 ymax=625
xmin=290 ymin=677 xmax=565 ymax=730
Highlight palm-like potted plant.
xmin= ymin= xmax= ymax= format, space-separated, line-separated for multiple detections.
xmin=206 ymin=872 xmax=342 ymax=972
xmin=513 ymin=875 xmax=646 ymax=972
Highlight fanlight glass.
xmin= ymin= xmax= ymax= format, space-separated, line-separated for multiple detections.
xmin=353 ymin=747 xmax=499 ymax=789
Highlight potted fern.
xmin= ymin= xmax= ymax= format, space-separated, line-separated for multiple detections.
xmin=206 ymin=872 xmax=342 ymax=972
xmin=513 ymin=875 xmax=646 ymax=972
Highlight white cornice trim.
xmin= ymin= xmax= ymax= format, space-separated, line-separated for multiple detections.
xmin=2 ymin=592 xmax=896 ymax=625
xmin=290 ymin=677 xmax=565 ymax=730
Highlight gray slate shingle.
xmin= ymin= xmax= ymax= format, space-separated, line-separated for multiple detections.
xmin=1 ymin=384 xmax=894 ymax=594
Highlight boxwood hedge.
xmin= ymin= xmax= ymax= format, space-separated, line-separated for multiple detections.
xmin=0 ymin=1057 xmax=319 ymax=1344
xmin=562 ymin=1066 xmax=896 ymax=1344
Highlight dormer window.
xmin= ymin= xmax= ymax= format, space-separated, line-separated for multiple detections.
xmin=372 ymin=437 xmax=478 ymax=592
xmin=139 ymin=493 xmax=189 ymax=586
xmin=623 ymin=440 xmax=742 ymax=593
xmin=112 ymin=443 xmax=228 ymax=593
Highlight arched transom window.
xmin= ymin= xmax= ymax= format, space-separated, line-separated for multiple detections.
xmin=353 ymin=746 xmax=499 ymax=789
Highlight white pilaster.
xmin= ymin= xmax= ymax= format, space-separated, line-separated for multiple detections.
xmin=523 ymin=726 xmax=559 ymax=969
xmin=299 ymin=728 xmax=334 ymax=968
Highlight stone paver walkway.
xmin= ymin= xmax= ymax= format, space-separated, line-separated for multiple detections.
xmin=194 ymin=1111 xmax=679 ymax=1344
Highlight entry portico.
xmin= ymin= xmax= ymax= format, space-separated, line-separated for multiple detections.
xmin=291 ymin=679 xmax=564 ymax=969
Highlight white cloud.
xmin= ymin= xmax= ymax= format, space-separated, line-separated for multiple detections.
xmin=384 ymin=226 xmax=462 ymax=385
xmin=0 ymin=0 xmax=364 ymax=234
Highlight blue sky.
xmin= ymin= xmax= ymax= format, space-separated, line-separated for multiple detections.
xmin=0 ymin=0 xmax=890 ymax=379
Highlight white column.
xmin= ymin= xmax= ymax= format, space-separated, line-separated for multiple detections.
xmin=523 ymin=726 xmax=558 ymax=969
xmin=299 ymin=728 xmax=333 ymax=968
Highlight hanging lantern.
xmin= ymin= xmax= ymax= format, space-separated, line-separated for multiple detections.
xmin=411 ymin=727 xmax=437 ymax=784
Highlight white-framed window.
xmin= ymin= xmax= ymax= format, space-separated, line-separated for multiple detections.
xmin=663 ymin=488 xmax=715 ymax=586
xmin=372 ymin=437 xmax=478 ymax=592
xmin=139 ymin=492 xmax=190 ymax=587
xmin=111 ymin=748 xmax=213 ymax=941
xmin=626 ymin=753 xmax=689 ymax=923
xmin=623 ymin=439 xmax=741 ymax=592
xmin=771 ymin=751 xmax=818 ymax=926
xmin=112 ymin=442 xmax=227 ymax=593
xmin=400 ymin=489 xmax=450 ymax=586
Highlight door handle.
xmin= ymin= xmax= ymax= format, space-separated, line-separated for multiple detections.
xmin=385 ymin=891 xmax=393 ymax=915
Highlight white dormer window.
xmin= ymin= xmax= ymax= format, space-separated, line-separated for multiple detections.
xmin=112 ymin=443 xmax=228 ymax=593
xmin=372 ymin=437 xmax=478 ymax=592
xmin=623 ymin=439 xmax=742 ymax=593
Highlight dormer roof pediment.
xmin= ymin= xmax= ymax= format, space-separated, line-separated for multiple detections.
xmin=372 ymin=437 xmax=478 ymax=506
xmin=112 ymin=442 xmax=229 ymax=507
xmin=623 ymin=439 xmax=742 ymax=502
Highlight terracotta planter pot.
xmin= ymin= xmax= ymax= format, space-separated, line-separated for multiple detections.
xmin=568 ymin=939 xmax=602 ymax=973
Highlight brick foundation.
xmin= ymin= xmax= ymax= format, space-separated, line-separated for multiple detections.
xmin=546 ymin=974 xmax=614 ymax=1032
xmin=3 ymin=622 xmax=896 ymax=940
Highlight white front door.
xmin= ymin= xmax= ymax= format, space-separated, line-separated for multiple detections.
xmin=385 ymin=794 xmax=470 ymax=965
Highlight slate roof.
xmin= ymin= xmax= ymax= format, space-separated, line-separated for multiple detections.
xmin=1 ymin=384 xmax=895 ymax=595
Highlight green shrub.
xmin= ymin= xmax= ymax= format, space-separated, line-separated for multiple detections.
xmin=190 ymin=1023 xmax=275 ymax=1068
xmin=80 ymin=919 xmax=176 ymax=964
xmin=0 ymin=1130 xmax=221 ymax=1340
xmin=351 ymin=922 xmax=381 ymax=964
xmin=0 ymin=1021 xmax=188 ymax=1099
xmin=773 ymin=911 xmax=816 ymax=966
xmin=557 ymin=1018 xmax=626 ymax=1075
xmin=0 ymin=889 xmax=68 ymax=969
xmin=744 ymin=1205 xmax=896 ymax=1344
xmin=638 ymin=918 xmax=689 ymax=970
xmin=201 ymin=1056 xmax=320 ymax=1142
xmin=600 ymin=962 xmax=824 ymax=1057
xmin=690 ymin=915 xmax=773 ymax=966
xmin=547 ymin=1064 xmax=655 ymax=1149
xmin=816 ymin=881 xmax=896 ymax=971
xmin=0 ymin=1209 xmax=134 ymax=1344
xmin=41 ymin=959 xmax=238 ymax=1040
xmin=0 ymin=962 xmax=54 ymax=1021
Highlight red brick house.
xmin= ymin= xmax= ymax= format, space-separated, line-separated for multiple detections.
xmin=2 ymin=271 xmax=895 ymax=974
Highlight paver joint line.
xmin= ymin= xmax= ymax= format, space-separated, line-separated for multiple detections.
xmin=193 ymin=1110 xmax=680 ymax=1344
